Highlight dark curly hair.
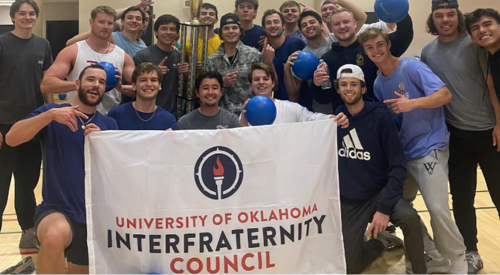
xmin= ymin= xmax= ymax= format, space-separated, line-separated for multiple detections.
xmin=426 ymin=5 xmax=466 ymax=35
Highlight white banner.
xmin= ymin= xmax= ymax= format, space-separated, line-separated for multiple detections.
xmin=85 ymin=120 xmax=345 ymax=274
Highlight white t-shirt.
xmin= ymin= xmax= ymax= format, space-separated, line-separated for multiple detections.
xmin=240 ymin=99 xmax=332 ymax=125
xmin=273 ymin=99 xmax=331 ymax=124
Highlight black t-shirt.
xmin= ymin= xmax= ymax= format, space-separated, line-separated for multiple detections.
xmin=490 ymin=50 xmax=500 ymax=105
xmin=133 ymin=45 xmax=180 ymax=114
xmin=0 ymin=32 xmax=53 ymax=124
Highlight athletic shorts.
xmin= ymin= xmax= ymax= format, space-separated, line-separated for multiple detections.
xmin=34 ymin=207 xmax=89 ymax=265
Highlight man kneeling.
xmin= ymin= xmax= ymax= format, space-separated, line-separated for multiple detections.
xmin=334 ymin=64 xmax=426 ymax=274
xmin=5 ymin=64 xmax=118 ymax=274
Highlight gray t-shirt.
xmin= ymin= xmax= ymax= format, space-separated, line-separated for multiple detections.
xmin=0 ymin=32 xmax=53 ymax=124
xmin=422 ymin=33 xmax=496 ymax=131
xmin=178 ymin=108 xmax=240 ymax=130
xmin=303 ymin=38 xmax=332 ymax=60
xmin=133 ymin=45 xmax=180 ymax=114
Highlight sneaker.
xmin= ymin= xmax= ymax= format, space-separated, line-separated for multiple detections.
xmin=0 ymin=256 xmax=36 ymax=274
xmin=19 ymin=231 xmax=40 ymax=249
xmin=386 ymin=223 xmax=396 ymax=233
xmin=406 ymin=254 xmax=452 ymax=274
xmin=376 ymin=230 xmax=404 ymax=249
xmin=466 ymin=251 xmax=483 ymax=274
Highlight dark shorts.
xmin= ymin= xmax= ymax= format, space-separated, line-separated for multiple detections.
xmin=34 ymin=207 xmax=89 ymax=266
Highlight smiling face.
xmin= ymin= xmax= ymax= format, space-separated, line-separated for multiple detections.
xmin=155 ymin=22 xmax=178 ymax=47
xmin=196 ymin=77 xmax=223 ymax=108
xmin=337 ymin=77 xmax=365 ymax=106
xmin=134 ymin=71 xmax=161 ymax=101
xmin=321 ymin=3 xmax=337 ymax=24
xmin=200 ymin=7 xmax=218 ymax=26
xmin=122 ymin=10 xmax=143 ymax=33
xmin=281 ymin=5 xmax=300 ymax=25
xmin=90 ymin=12 xmax=115 ymax=40
xmin=469 ymin=15 xmax=500 ymax=50
xmin=331 ymin=11 xmax=357 ymax=42
xmin=11 ymin=3 xmax=37 ymax=30
xmin=250 ymin=69 xmax=274 ymax=97
xmin=300 ymin=15 xmax=323 ymax=40
xmin=432 ymin=7 xmax=460 ymax=39
xmin=235 ymin=2 xmax=257 ymax=22
xmin=221 ymin=23 xmax=241 ymax=44
xmin=264 ymin=13 xmax=284 ymax=38
xmin=362 ymin=34 xmax=391 ymax=65
xmin=76 ymin=68 xmax=106 ymax=107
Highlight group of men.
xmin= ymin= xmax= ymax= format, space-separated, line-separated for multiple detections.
xmin=1 ymin=0 xmax=500 ymax=273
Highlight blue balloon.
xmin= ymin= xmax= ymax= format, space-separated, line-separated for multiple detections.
xmin=98 ymin=61 xmax=118 ymax=92
xmin=291 ymin=51 xmax=320 ymax=81
xmin=58 ymin=93 xmax=67 ymax=100
xmin=245 ymin=95 xmax=277 ymax=126
xmin=374 ymin=0 xmax=409 ymax=23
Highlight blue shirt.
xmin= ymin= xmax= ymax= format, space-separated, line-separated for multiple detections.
xmin=108 ymin=102 xmax=178 ymax=130
xmin=273 ymin=36 xmax=306 ymax=100
xmin=287 ymin=29 xmax=307 ymax=45
xmin=240 ymin=25 xmax=266 ymax=51
xmin=33 ymin=103 xmax=118 ymax=224
xmin=374 ymin=58 xmax=449 ymax=159
xmin=112 ymin=32 xmax=146 ymax=58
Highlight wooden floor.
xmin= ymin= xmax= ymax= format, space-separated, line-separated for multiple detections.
xmin=1 ymin=169 xmax=499 ymax=273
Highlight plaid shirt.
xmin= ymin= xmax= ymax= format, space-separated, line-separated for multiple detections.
xmin=206 ymin=41 xmax=263 ymax=115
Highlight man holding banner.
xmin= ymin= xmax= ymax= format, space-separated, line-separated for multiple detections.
xmin=5 ymin=64 xmax=118 ymax=274
xmin=334 ymin=64 xmax=426 ymax=274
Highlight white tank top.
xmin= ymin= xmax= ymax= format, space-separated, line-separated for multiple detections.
xmin=67 ymin=40 xmax=125 ymax=115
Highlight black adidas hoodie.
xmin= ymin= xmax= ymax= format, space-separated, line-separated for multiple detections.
xmin=313 ymin=15 xmax=414 ymax=111
xmin=336 ymin=100 xmax=406 ymax=214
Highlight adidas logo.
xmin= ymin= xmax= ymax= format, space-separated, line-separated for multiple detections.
xmin=338 ymin=128 xmax=371 ymax=161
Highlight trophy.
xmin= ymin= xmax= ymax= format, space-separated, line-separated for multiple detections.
xmin=190 ymin=0 xmax=202 ymax=24
xmin=177 ymin=0 xmax=210 ymax=119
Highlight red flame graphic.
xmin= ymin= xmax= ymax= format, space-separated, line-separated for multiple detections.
xmin=213 ymin=156 xmax=224 ymax=176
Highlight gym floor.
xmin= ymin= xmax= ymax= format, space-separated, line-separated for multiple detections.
xmin=1 ymin=168 xmax=499 ymax=273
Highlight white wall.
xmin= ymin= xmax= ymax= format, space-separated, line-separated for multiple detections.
xmin=67 ymin=0 xmax=495 ymax=56
xmin=79 ymin=0 xmax=317 ymax=32
xmin=0 ymin=6 xmax=13 ymax=25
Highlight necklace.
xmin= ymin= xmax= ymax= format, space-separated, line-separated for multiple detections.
xmin=77 ymin=111 xmax=97 ymax=129
xmin=134 ymin=104 xmax=156 ymax=122
xmin=86 ymin=39 xmax=111 ymax=63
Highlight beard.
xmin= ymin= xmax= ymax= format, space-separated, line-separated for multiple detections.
xmin=335 ymin=30 xmax=356 ymax=42
xmin=78 ymin=87 xmax=104 ymax=107
xmin=91 ymin=27 xmax=111 ymax=40
xmin=202 ymin=101 xmax=217 ymax=108
xmin=266 ymin=28 xmax=284 ymax=38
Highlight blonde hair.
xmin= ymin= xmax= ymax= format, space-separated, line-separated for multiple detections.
xmin=358 ymin=27 xmax=389 ymax=46
xmin=331 ymin=7 xmax=354 ymax=20
xmin=91 ymin=5 xmax=116 ymax=20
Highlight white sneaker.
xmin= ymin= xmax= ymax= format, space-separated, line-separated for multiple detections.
xmin=406 ymin=254 xmax=452 ymax=274
xmin=466 ymin=251 xmax=483 ymax=274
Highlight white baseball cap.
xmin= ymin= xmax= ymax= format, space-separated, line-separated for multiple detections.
xmin=336 ymin=64 xmax=365 ymax=82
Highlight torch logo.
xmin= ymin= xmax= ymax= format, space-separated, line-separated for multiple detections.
xmin=194 ymin=146 xmax=244 ymax=200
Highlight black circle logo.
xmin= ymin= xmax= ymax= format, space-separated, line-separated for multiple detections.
xmin=194 ymin=146 xmax=244 ymax=200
